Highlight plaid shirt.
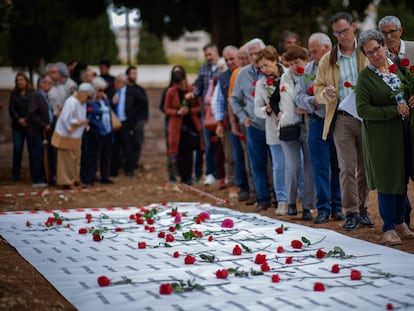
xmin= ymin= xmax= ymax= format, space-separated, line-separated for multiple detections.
xmin=193 ymin=63 xmax=219 ymax=104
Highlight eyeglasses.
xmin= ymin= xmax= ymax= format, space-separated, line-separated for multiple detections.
xmin=365 ymin=45 xmax=382 ymax=57
xmin=381 ymin=29 xmax=399 ymax=36
xmin=333 ymin=27 xmax=350 ymax=37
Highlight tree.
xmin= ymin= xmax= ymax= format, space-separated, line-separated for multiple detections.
xmin=137 ymin=23 xmax=168 ymax=64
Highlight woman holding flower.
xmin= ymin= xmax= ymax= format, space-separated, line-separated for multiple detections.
xmin=278 ymin=46 xmax=316 ymax=220
xmin=356 ymin=29 xmax=414 ymax=246
xmin=254 ymin=45 xmax=288 ymax=215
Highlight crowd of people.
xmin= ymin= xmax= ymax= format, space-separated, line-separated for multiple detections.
xmin=8 ymin=11 xmax=414 ymax=247
xmin=158 ymin=12 xmax=414 ymax=247
xmin=9 ymin=60 xmax=149 ymax=189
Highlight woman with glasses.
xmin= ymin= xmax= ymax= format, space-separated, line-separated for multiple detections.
xmin=356 ymin=29 xmax=414 ymax=246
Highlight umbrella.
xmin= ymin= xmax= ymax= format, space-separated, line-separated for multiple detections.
xmin=42 ymin=130 xmax=50 ymax=184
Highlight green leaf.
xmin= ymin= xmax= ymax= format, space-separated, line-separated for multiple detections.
xmin=240 ymin=242 xmax=252 ymax=253
xmin=199 ymin=254 xmax=215 ymax=262
xmin=250 ymin=269 xmax=264 ymax=276
xmin=301 ymin=236 xmax=311 ymax=245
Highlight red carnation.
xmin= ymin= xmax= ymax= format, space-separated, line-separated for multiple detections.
xmin=296 ymin=66 xmax=305 ymax=75
xmin=56 ymin=219 xmax=63 ymax=225
xmin=216 ymin=269 xmax=229 ymax=279
xmin=400 ymin=57 xmax=410 ymax=67
xmin=158 ymin=231 xmax=166 ymax=238
xmin=410 ymin=65 xmax=414 ymax=73
xmin=93 ymin=234 xmax=102 ymax=242
xmin=232 ymin=245 xmax=242 ymax=255
xmin=308 ymin=85 xmax=314 ymax=95
xmin=78 ymin=228 xmax=88 ymax=234
xmin=386 ymin=303 xmax=394 ymax=310
xmin=138 ymin=241 xmax=146 ymax=249
xmin=166 ymin=234 xmax=174 ymax=242
xmin=136 ymin=218 xmax=144 ymax=225
xmin=173 ymin=251 xmax=180 ymax=258
xmin=313 ymin=282 xmax=325 ymax=291
xmin=115 ymin=227 xmax=123 ymax=232
xmin=343 ymin=81 xmax=353 ymax=88
xmin=252 ymin=80 xmax=257 ymax=86
xmin=208 ymin=235 xmax=213 ymax=242
xmin=168 ymin=226 xmax=176 ymax=232
xmin=261 ymin=263 xmax=270 ymax=272
xmin=266 ymin=78 xmax=274 ymax=86
xmin=350 ymin=269 xmax=361 ymax=280
xmin=285 ymin=256 xmax=293 ymax=264
xmin=331 ymin=264 xmax=340 ymax=273
xmin=239 ymin=134 xmax=246 ymax=142
xmin=275 ymin=227 xmax=284 ymax=234
xmin=149 ymin=227 xmax=155 ymax=233
xmin=97 ymin=276 xmax=111 ymax=287
xmin=271 ymin=274 xmax=281 ymax=283
xmin=291 ymin=239 xmax=303 ymax=249
xmin=184 ymin=255 xmax=196 ymax=264
xmin=147 ymin=218 xmax=154 ymax=225
xmin=251 ymin=90 xmax=255 ymax=97
xmin=315 ymin=249 xmax=326 ymax=259
xmin=159 ymin=283 xmax=173 ymax=295
xmin=255 ymin=253 xmax=267 ymax=264
xmin=280 ymin=85 xmax=286 ymax=93
xmin=388 ymin=64 xmax=398 ymax=73
xmin=277 ymin=246 xmax=284 ymax=253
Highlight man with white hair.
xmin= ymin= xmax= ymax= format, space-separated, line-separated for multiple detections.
xmin=51 ymin=83 xmax=94 ymax=189
xmin=56 ymin=61 xmax=77 ymax=97
xmin=46 ymin=62 xmax=67 ymax=117
xmin=230 ymin=38 xmax=272 ymax=212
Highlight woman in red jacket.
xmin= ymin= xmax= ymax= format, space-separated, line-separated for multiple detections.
xmin=165 ymin=70 xmax=203 ymax=184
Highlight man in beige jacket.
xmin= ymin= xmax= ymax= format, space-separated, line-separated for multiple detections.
xmin=314 ymin=12 xmax=374 ymax=230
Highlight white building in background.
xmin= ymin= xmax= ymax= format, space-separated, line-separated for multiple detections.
xmin=163 ymin=31 xmax=211 ymax=61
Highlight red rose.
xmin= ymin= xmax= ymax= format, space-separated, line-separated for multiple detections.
xmin=170 ymin=210 xmax=177 ymax=217
xmin=147 ymin=218 xmax=154 ymax=225
xmin=129 ymin=214 xmax=136 ymax=220
xmin=166 ymin=234 xmax=174 ymax=242
xmin=56 ymin=219 xmax=63 ymax=225
xmin=144 ymin=225 xmax=149 ymax=230
xmin=386 ymin=303 xmax=394 ymax=310
xmin=138 ymin=241 xmax=146 ymax=249
xmin=280 ymin=85 xmax=286 ymax=92
xmin=271 ymin=274 xmax=281 ymax=283
xmin=232 ymin=245 xmax=242 ymax=256
xmin=275 ymin=227 xmax=284 ymax=234
xmin=97 ymin=276 xmax=111 ymax=287
xmin=93 ymin=234 xmax=102 ymax=242
xmin=78 ymin=228 xmax=88 ymax=234
xmin=343 ymin=81 xmax=353 ymax=88
xmin=308 ymin=85 xmax=314 ymax=95
xmin=285 ymin=256 xmax=293 ymax=264
xmin=149 ymin=227 xmax=155 ymax=233
xmin=208 ymin=235 xmax=213 ymax=242
xmin=159 ymin=283 xmax=173 ymax=295
xmin=350 ymin=269 xmax=361 ymax=280
xmin=251 ymin=90 xmax=255 ymax=97
xmin=255 ymin=254 xmax=267 ymax=264
xmin=400 ymin=57 xmax=410 ymax=67
xmin=184 ymin=255 xmax=196 ymax=264
xmin=135 ymin=213 xmax=142 ymax=218
xmin=216 ymin=269 xmax=229 ymax=279
xmin=291 ymin=240 xmax=303 ymax=249
xmin=86 ymin=214 xmax=92 ymax=220
xmin=315 ymin=249 xmax=326 ymax=259
xmin=261 ymin=263 xmax=270 ymax=272
xmin=168 ymin=226 xmax=176 ymax=232
xmin=277 ymin=246 xmax=284 ymax=253
xmin=388 ymin=64 xmax=398 ymax=73
xmin=331 ymin=264 xmax=340 ymax=273
xmin=239 ymin=134 xmax=246 ymax=142
xmin=115 ymin=227 xmax=123 ymax=232
xmin=266 ymin=78 xmax=273 ymax=86
xmin=296 ymin=66 xmax=305 ymax=75
xmin=158 ymin=231 xmax=166 ymax=238
xmin=173 ymin=251 xmax=180 ymax=258
xmin=252 ymin=80 xmax=257 ymax=86
xmin=313 ymin=282 xmax=325 ymax=291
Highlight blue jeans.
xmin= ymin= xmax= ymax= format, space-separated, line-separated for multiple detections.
xmin=12 ymin=127 xmax=28 ymax=179
xmin=201 ymin=125 xmax=217 ymax=176
xmin=269 ymin=144 xmax=287 ymax=202
xmin=378 ymin=191 xmax=408 ymax=232
xmin=230 ymin=130 xmax=249 ymax=192
xmin=308 ymin=115 xmax=341 ymax=213
xmin=246 ymin=126 xmax=270 ymax=205
xmin=28 ymin=135 xmax=46 ymax=183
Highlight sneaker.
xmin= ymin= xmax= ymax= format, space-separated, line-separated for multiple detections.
xmin=33 ymin=182 xmax=48 ymax=188
xmin=275 ymin=202 xmax=288 ymax=215
xmin=203 ymin=174 xmax=216 ymax=185
xmin=383 ymin=229 xmax=403 ymax=246
xmin=395 ymin=223 xmax=414 ymax=240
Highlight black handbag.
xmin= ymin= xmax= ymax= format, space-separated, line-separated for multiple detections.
xmin=279 ymin=124 xmax=301 ymax=141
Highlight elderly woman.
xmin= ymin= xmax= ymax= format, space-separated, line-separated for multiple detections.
xmin=356 ymin=29 xmax=414 ymax=246
xmin=52 ymin=83 xmax=94 ymax=189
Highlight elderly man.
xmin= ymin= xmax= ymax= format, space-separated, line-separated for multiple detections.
xmin=296 ymin=32 xmax=343 ymax=224
xmin=314 ymin=12 xmax=374 ymax=230
xmin=52 ymin=83 xmax=94 ymax=189
xmin=378 ymin=15 xmax=414 ymax=64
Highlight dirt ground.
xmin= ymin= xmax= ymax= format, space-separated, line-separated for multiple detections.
xmin=0 ymin=87 xmax=413 ymax=310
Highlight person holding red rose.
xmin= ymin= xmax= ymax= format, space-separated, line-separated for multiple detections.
xmin=356 ymin=29 xmax=414 ymax=246
xmin=296 ymin=33 xmax=344 ymax=225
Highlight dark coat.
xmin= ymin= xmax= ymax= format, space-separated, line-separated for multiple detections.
xmin=27 ymin=90 xmax=52 ymax=138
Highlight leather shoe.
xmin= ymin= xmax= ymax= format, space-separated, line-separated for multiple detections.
xmin=245 ymin=196 xmax=256 ymax=206
xmin=342 ymin=213 xmax=359 ymax=230
xmin=238 ymin=190 xmax=249 ymax=201
xmin=288 ymin=204 xmax=297 ymax=216
xmin=331 ymin=209 xmax=345 ymax=221
xmin=254 ymin=203 xmax=270 ymax=212
xmin=302 ymin=209 xmax=313 ymax=221
xmin=314 ymin=210 xmax=330 ymax=224
xmin=359 ymin=208 xmax=375 ymax=226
